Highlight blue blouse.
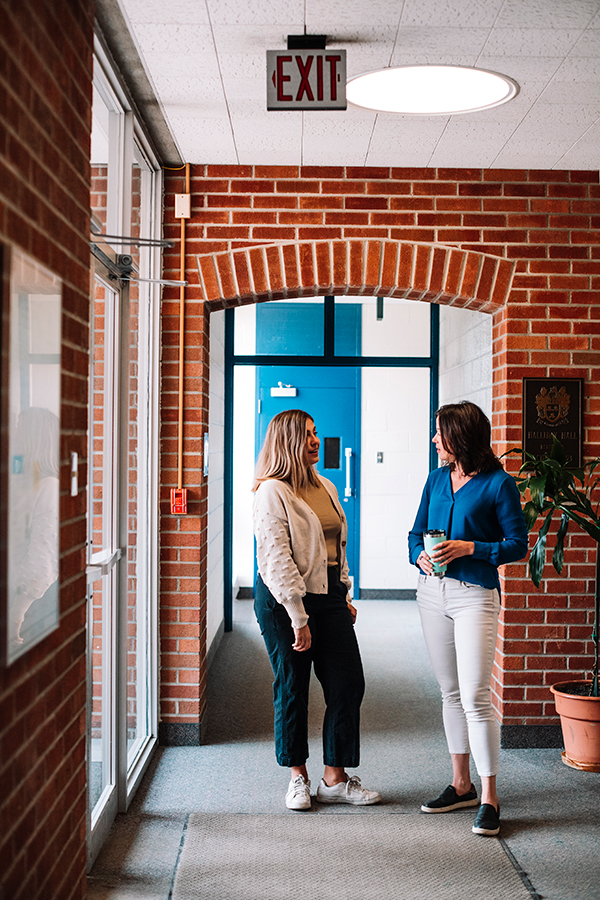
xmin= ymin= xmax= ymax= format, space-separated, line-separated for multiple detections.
xmin=408 ymin=466 xmax=528 ymax=592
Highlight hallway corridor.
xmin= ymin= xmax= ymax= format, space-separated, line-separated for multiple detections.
xmin=88 ymin=599 xmax=599 ymax=900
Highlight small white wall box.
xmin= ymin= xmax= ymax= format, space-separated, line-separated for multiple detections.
xmin=174 ymin=194 xmax=191 ymax=218
xmin=270 ymin=383 xmax=297 ymax=397
xmin=70 ymin=452 xmax=78 ymax=497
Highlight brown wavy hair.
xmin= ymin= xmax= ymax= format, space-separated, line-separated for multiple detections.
xmin=253 ymin=409 xmax=321 ymax=494
xmin=436 ymin=401 xmax=502 ymax=475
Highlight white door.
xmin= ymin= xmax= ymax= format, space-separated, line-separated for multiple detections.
xmin=87 ymin=257 xmax=158 ymax=867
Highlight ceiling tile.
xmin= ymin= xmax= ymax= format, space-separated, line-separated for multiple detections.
xmin=130 ymin=23 xmax=216 ymax=54
xmin=400 ymin=0 xmax=504 ymax=28
xmin=495 ymin=0 xmax=599 ymax=30
xmin=482 ymin=28 xmax=584 ymax=57
xmin=551 ymin=56 xmax=600 ymax=80
xmin=477 ymin=55 xmax=563 ymax=82
xmin=121 ymin=0 xmax=210 ymax=25
xmin=569 ymin=28 xmax=600 ymax=56
xmin=118 ymin=0 xmax=600 ymax=169
xmin=206 ymin=0 xmax=304 ymax=26
xmin=391 ymin=26 xmax=490 ymax=63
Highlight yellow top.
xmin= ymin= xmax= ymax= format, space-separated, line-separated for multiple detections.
xmin=301 ymin=480 xmax=341 ymax=566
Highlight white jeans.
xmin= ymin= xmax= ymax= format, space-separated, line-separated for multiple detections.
xmin=416 ymin=574 xmax=501 ymax=777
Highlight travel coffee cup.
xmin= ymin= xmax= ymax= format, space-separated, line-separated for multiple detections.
xmin=423 ymin=530 xmax=447 ymax=577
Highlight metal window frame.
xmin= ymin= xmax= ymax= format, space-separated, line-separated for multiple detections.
xmin=223 ymin=297 xmax=439 ymax=632
xmin=87 ymin=43 xmax=162 ymax=869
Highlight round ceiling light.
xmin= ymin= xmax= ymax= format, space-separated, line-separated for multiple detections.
xmin=346 ymin=65 xmax=519 ymax=115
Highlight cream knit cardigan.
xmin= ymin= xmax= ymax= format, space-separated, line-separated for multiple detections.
xmin=253 ymin=474 xmax=352 ymax=629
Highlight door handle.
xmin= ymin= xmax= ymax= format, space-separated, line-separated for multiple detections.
xmin=345 ymin=447 xmax=353 ymax=497
xmin=86 ymin=548 xmax=122 ymax=583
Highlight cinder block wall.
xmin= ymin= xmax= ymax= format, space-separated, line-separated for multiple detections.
xmin=0 ymin=1 xmax=93 ymax=898
xmin=162 ymin=165 xmax=600 ymax=747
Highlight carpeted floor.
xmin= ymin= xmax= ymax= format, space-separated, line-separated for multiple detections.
xmin=172 ymin=813 xmax=532 ymax=900
xmin=88 ymin=599 xmax=600 ymax=900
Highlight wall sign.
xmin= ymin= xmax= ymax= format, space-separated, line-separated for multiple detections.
xmin=523 ymin=377 xmax=583 ymax=467
xmin=266 ymin=49 xmax=347 ymax=110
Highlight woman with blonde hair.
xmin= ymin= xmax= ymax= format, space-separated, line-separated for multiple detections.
xmin=253 ymin=409 xmax=381 ymax=810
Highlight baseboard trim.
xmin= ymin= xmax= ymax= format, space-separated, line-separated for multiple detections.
xmin=500 ymin=724 xmax=564 ymax=749
xmin=359 ymin=589 xmax=417 ymax=600
xmin=159 ymin=722 xmax=205 ymax=747
xmin=235 ymin=587 xmax=417 ymax=600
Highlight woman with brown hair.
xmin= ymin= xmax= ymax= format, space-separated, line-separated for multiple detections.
xmin=253 ymin=409 xmax=381 ymax=810
xmin=409 ymin=401 xmax=527 ymax=836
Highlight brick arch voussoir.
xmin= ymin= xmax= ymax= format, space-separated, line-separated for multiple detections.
xmin=196 ymin=239 xmax=515 ymax=314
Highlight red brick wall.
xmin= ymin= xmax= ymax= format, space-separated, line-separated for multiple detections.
xmin=0 ymin=2 xmax=93 ymax=898
xmin=158 ymin=259 xmax=209 ymax=743
xmin=162 ymin=164 xmax=600 ymax=743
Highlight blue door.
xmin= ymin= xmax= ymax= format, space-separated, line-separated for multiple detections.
xmin=256 ymin=365 xmax=360 ymax=591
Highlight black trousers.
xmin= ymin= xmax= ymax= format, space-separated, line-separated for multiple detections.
xmin=254 ymin=568 xmax=365 ymax=768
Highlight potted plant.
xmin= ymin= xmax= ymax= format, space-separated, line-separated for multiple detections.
xmin=506 ymin=436 xmax=600 ymax=771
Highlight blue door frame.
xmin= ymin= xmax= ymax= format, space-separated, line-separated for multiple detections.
xmin=223 ymin=297 xmax=439 ymax=631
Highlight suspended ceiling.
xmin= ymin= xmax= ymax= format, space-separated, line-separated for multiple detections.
xmin=116 ymin=0 xmax=600 ymax=169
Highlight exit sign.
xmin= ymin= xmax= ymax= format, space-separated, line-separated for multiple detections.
xmin=266 ymin=49 xmax=347 ymax=110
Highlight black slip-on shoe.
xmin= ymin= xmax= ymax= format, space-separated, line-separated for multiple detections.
xmin=421 ymin=784 xmax=479 ymax=813
xmin=472 ymin=803 xmax=500 ymax=835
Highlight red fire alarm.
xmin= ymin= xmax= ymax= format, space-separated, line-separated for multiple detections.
xmin=171 ymin=488 xmax=188 ymax=515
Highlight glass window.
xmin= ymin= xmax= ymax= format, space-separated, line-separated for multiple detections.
xmin=334 ymin=297 xmax=431 ymax=357
xmin=234 ymin=299 xmax=325 ymax=356
xmin=91 ymin=77 xmax=123 ymax=242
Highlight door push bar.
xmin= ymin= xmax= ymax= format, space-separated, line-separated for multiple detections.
xmin=345 ymin=447 xmax=353 ymax=497
xmin=86 ymin=548 xmax=123 ymax=584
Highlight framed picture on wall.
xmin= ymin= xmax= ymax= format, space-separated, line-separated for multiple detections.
xmin=0 ymin=245 xmax=62 ymax=666
xmin=523 ymin=377 xmax=583 ymax=468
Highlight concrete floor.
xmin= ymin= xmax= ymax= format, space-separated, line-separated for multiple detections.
xmin=88 ymin=599 xmax=600 ymax=900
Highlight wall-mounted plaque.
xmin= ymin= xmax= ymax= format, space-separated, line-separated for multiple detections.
xmin=523 ymin=377 xmax=583 ymax=467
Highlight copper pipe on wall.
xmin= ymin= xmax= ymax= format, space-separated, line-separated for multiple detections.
xmin=177 ymin=162 xmax=190 ymax=493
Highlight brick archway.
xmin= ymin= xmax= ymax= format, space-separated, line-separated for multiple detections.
xmin=196 ymin=239 xmax=516 ymax=312
xmin=161 ymin=171 xmax=600 ymax=751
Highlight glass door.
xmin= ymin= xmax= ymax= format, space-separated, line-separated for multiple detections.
xmin=121 ymin=142 xmax=159 ymax=786
xmin=87 ymin=251 xmax=159 ymax=867
xmin=87 ymin=268 xmax=121 ymax=862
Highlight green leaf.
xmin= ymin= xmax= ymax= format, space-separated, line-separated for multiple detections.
xmin=550 ymin=435 xmax=567 ymax=465
xmin=500 ymin=447 xmax=523 ymax=459
xmin=522 ymin=500 xmax=541 ymax=532
xmin=552 ymin=512 xmax=569 ymax=575
xmin=560 ymin=508 xmax=600 ymax=544
xmin=527 ymin=475 xmax=547 ymax=511
xmin=529 ymin=510 xmax=554 ymax=587
xmin=529 ymin=534 xmax=547 ymax=588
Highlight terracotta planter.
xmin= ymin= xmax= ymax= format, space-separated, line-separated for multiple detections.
xmin=550 ymin=681 xmax=600 ymax=772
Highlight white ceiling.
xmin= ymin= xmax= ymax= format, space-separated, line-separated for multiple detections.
xmin=118 ymin=0 xmax=600 ymax=170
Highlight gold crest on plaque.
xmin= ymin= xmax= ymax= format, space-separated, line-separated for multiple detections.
xmin=535 ymin=385 xmax=571 ymax=425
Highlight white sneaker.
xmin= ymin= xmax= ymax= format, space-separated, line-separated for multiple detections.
xmin=316 ymin=775 xmax=381 ymax=806
xmin=285 ymin=775 xmax=312 ymax=810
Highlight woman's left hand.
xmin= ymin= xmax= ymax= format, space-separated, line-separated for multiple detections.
xmin=292 ymin=624 xmax=312 ymax=652
xmin=347 ymin=601 xmax=357 ymax=624
xmin=429 ymin=539 xmax=474 ymax=566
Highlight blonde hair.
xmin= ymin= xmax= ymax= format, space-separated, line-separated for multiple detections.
xmin=253 ymin=409 xmax=320 ymax=495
